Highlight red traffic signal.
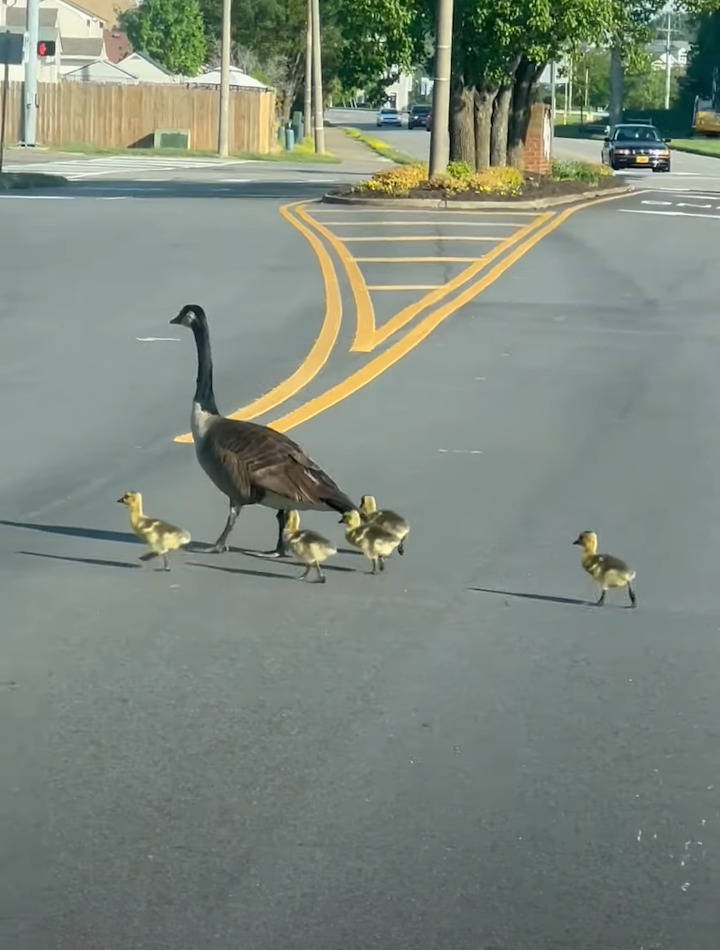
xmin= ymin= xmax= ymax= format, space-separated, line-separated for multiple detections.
xmin=37 ymin=40 xmax=56 ymax=57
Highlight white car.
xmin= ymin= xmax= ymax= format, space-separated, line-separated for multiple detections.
xmin=376 ymin=107 xmax=402 ymax=128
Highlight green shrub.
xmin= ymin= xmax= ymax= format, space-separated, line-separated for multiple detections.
xmin=550 ymin=159 xmax=611 ymax=185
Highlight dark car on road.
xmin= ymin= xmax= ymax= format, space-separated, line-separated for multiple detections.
xmin=601 ymin=123 xmax=672 ymax=173
xmin=408 ymin=104 xmax=431 ymax=130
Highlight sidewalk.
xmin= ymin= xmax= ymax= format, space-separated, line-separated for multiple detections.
xmin=323 ymin=127 xmax=388 ymax=171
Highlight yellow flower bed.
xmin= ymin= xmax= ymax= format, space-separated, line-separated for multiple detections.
xmin=353 ymin=161 xmax=524 ymax=199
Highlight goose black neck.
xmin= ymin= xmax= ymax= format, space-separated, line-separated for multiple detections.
xmin=190 ymin=318 xmax=220 ymax=416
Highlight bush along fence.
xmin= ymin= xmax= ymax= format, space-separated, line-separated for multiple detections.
xmin=3 ymin=81 xmax=276 ymax=153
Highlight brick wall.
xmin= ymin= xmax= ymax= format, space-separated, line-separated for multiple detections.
xmin=523 ymin=102 xmax=551 ymax=175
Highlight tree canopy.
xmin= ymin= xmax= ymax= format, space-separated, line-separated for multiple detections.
xmin=119 ymin=0 xmax=207 ymax=76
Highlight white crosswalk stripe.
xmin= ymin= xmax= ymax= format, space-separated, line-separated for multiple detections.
xmin=2 ymin=156 xmax=248 ymax=180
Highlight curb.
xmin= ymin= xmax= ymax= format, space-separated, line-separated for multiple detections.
xmin=321 ymin=184 xmax=634 ymax=210
xmin=0 ymin=171 xmax=70 ymax=191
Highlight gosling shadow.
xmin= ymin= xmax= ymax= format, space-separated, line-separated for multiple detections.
xmin=1 ymin=520 xmax=209 ymax=553
xmin=186 ymin=561 xmax=294 ymax=582
xmin=16 ymin=550 xmax=141 ymax=570
xmin=470 ymin=586 xmax=592 ymax=607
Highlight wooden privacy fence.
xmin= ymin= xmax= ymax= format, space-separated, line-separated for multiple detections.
xmin=3 ymin=81 xmax=276 ymax=153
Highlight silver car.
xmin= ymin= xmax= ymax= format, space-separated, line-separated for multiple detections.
xmin=376 ymin=107 xmax=402 ymax=128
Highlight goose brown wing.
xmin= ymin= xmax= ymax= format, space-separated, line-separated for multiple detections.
xmin=209 ymin=418 xmax=355 ymax=511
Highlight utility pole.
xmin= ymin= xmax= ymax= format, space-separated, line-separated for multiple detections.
xmin=23 ymin=0 xmax=39 ymax=146
xmin=664 ymin=7 xmax=673 ymax=110
xmin=217 ymin=0 xmax=232 ymax=157
xmin=304 ymin=0 xmax=312 ymax=147
xmin=428 ymin=0 xmax=454 ymax=177
xmin=310 ymin=0 xmax=324 ymax=153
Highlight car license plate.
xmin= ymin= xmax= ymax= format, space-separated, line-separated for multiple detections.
xmin=635 ymin=156 xmax=649 ymax=164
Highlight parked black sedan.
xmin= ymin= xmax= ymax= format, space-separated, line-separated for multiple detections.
xmin=601 ymin=123 xmax=672 ymax=172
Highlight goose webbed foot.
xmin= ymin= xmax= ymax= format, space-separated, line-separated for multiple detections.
xmin=257 ymin=510 xmax=290 ymax=558
xmin=209 ymin=503 xmax=241 ymax=553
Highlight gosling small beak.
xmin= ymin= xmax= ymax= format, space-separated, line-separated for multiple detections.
xmin=338 ymin=516 xmax=345 ymax=523
xmin=572 ymin=537 xmax=581 ymax=545
xmin=117 ymin=497 xmax=125 ymax=504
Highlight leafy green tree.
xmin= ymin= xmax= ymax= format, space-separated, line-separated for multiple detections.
xmin=679 ymin=10 xmax=720 ymax=107
xmin=119 ymin=0 xmax=207 ymax=76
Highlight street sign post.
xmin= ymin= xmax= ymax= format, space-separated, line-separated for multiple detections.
xmin=0 ymin=32 xmax=25 ymax=173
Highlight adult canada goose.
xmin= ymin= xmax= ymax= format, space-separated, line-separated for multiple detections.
xmin=359 ymin=494 xmax=409 ymax=555
xmin=573 ymin=530 xmax=637 ymax=607
xmin=117 ymin=490 xmax=191 ymax=571
xmin=170 ymin=304 xmax=356 ymax=557
xmin=283 ymin=509 xmax=337 ymax=583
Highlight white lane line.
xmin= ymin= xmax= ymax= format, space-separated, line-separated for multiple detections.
xmin=619 ymin=208 xmax=720 ymax=220
xmin=0 ymin=194 xmax=73 ymax=199
xmin=641 ymin=200 xmax=673 ymax=206
xmin=135 ymin=337 xmax=181 ymax=343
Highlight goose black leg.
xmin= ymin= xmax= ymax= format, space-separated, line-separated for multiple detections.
xmin=209 ymin=502 xmax=241 ymax=553
xmin=627 ymin=583 xmax=637 ymax=607
xmin=596 ymin=588 xmax=606 ymax=606
xmin=274 ymin=510 xmax=289 ymax=557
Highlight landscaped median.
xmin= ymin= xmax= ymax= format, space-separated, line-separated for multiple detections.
xmin=0 ymin=171 xmax=70 ymax=191
xmin=323 ymin=158 xmax=633 ymax=209
xmin=342 ymin=127 xmax=418 ymax=165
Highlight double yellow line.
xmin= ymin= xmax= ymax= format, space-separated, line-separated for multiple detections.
xmin=174 ymin=189 xmax=632 ymax=444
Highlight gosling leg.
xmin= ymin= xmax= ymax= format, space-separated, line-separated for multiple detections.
xmin=398 ymin=538 xmax=405 ymax=556
xmin=378 ymin=556 xmax=386 ymax=572
xmin=627 ymin=583 xmax=637 ymax=608
xmin=139 ymin=551 xmax=158 ymax=563
xmin=315 ymin=563 xmax=327 ymax=584
xmin=162 ymin=553 xmax=170 ymax=572
xmin=370 ymin=557 xmax=379 ymax=575
xmin=297 ymin=564 xmax=312 ymax=582
xmin=596 ymin=588 xmax=606 ymax=606
xmin=209 ymin=502 xmax=241 ymax=553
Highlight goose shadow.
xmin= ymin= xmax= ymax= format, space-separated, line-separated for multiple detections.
xmin=0 ymin=520 xmax=210 ymax=553
xmin=236 ymin=545 xmax=364 ymax=560
xmin=469 ymin=586 xmax=593 ymax=607
xmin=16 ymin=550 xmax=141 ymax=570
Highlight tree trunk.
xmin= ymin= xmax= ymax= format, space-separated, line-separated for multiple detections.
xmin=449 ymin=78 xmax=475 ymax=167
xmin=490 ymin=83 xmax=513 ymax=166
xmin=507 ymin=58 xmax=544 ymax=169
xmin=609 ymin=41 xmax=624 ymax=126
xmin=473 ymin=85 xmax=497 ymax=170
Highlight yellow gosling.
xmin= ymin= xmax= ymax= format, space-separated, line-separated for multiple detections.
xmin=339 ymin=509 xmax=400 ymax=575
xmin=117 ymin=490 xmax=191 ymax=572
xmin=573 ymin=530 xmax=637 ymax=607
xmin=359 ymin=494 xmax=409 ymax=555
xmin=282 ymin=509 xmax=337 ymax=583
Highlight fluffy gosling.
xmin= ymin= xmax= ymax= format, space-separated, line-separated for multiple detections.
xmin=573 ymin=530 xmax=637 ymax=607
xmin=359 ymin=494 xmax=409 ymax=555
xmin=118 ymin=490 xmax=191 ymax=571
xmin=340 ymin=509 xmax=400 ymax=575
xmin=283 ymin=509 xmax=337 ymax=583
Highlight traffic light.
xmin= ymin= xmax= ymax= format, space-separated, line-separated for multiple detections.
xmin=37 ymin=40 xmax=56 ymax=57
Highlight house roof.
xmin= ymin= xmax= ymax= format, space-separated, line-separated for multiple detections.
xmin=61 ymin=37 xmax=105 ymax=57
xmin=103 ymin=29 xmax=131 ymax=63
xmin=63 ymin=58 xmax=138 ymax=81
xmin=46 ymin=0 xmax=136 ymax=29
xmin=120 ymin=50 xmax=174 ymax=75
xmin=5 ymin=7 xmax=59 ymax=26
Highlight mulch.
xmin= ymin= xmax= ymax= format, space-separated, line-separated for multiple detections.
xmin=330 ymin=173 xmax=623 ymax=203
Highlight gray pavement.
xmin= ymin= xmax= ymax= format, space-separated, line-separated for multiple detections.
xmin=2 ymin=145 xmax=720 ymax=950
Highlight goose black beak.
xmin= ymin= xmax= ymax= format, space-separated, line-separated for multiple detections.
xmin=169 ymin=313 xmax=182 ymax=325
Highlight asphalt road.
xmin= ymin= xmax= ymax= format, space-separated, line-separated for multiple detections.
xmin=327 ymin=106 xmax=720 ymax=192
xmin=2 ymin=150 xmax=720 ymax=950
